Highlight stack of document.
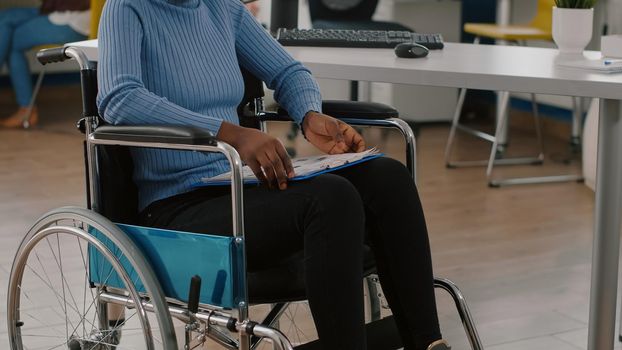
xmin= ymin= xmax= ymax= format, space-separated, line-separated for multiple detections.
xmin=200 ymin=148 xmax=382 ymax=186
xmin=557 ymin=58 xmax=622 ymax=73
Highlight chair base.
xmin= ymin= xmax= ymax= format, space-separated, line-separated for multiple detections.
xmin=489 ymin=174 xmax=584 ymax=188
xmin=447 ymin=157 xmax=544 ymax=169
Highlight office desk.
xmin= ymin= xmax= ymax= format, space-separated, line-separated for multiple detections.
xmin=67 ymin=39 xmax=622 ymax=350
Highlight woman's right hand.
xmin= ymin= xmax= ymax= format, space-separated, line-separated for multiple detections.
xmin=218 ymin=122 xmax=294 ymax=190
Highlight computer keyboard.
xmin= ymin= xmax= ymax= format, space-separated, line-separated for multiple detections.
xmin=275 ymin=28 xmax=444 ymax=50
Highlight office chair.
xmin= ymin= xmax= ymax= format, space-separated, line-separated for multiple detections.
xmin=445 ymin=0 xmax=584 ymax=187
xmin=21 ymin=0 xmax=106 ymax=128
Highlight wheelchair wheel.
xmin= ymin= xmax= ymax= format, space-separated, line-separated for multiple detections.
xmin=7 ymin=207 xmax=176 ymax=350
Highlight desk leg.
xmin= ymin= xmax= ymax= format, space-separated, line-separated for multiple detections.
xmin=359 ymin=81 xmax=372 ymax=102
xmin=588 ymin=99 xmax=622 ymax=350
xmin=496 ymin=0 xmax=511 ymax=26
xmin=496 ymin=91 xmax=510 ymax=150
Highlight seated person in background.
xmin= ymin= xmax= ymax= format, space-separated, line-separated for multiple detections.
xmin=97 ymin=0 xmax=450 ymax=349
xmin=0 ymin=0 xmax=90 ymax=128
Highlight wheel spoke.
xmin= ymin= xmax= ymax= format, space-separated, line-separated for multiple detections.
xmin=77 ymin=236 xmax=91 ymax=338
xmin=21 ymin=334 xmax=66 ymax=339
xmin=23 ymin=264 xmax=78 ymax=332
xmin=20 ymin=309 xmax=66 ymax=335
xmin=66 ymin=289 xmax=106 ymax=340
xmin=55 ymin=234 xmax=70 ymax=342
xmin=45 ymin=235 xmax=84 ymax=336
xmin=76 ymin=235 xmax=102 ymax=337
xmin=32 ymin=251 xmax=68 ymax=317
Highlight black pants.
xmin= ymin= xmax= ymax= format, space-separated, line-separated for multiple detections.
xmin=139 ymin=157 xmax=441 ymax=350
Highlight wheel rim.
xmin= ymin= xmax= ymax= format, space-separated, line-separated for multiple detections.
xmin=7 ymin=222 xmax=156 ymax=349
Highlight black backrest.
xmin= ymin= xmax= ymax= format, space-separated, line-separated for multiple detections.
xmin=92 ymin=67 xmax=265 ymax=223
xmin=309 ymin=0 xmax=378 ymax=21
xmin=240 ymin=67 xmax=265 ymax=106
xmin=238 ymin=67 xmax=265 ymax=129
xmin=96 ymin=145 xmax=139 ymax=223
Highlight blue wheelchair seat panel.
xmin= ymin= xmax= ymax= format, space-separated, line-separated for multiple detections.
xmin=89 ymin=224 xmax=245 ymax=309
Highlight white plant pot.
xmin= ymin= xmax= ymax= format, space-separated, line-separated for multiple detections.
xmin=552 ymin=7 xmax=594 ymax=57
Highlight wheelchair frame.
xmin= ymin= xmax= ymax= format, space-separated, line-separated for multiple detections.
xmin=7 ymin=46 xmax=483 ymax=350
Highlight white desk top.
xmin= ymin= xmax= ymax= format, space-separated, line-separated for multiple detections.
xmin=286 ymin=44 xmax=622 ymax=100
xmin=67 ymin=39 xmax=622 ymax=100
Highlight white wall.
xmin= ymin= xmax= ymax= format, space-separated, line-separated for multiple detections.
xmin=608 ymin=0 xmax=622 ymax=34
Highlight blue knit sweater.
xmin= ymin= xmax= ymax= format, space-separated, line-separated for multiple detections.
xmin=97 ymin=0 xmax=322 ymax=211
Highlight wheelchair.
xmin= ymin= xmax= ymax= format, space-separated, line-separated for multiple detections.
xmin=6 ymin=46 xmax=483 ymax=350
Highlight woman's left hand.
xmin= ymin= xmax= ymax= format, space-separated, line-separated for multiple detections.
xmin=302 ymin=111 xmax=366 ymax=154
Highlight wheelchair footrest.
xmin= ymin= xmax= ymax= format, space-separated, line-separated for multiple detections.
xmin=293 ymin=316 xmax=403 ymax=350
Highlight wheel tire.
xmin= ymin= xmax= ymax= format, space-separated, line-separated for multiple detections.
xmin=7 ymin=207 xmax=176 ymax=349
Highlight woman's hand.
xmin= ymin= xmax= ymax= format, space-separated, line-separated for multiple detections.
xmin=218 ymin=122 xmax=294 ymax=190
xmin=302 ymin=112 xmax=366 ymax=154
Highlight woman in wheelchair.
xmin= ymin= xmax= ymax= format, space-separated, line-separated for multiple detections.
xmin=97 ymin=0 xmax=449 ymax=349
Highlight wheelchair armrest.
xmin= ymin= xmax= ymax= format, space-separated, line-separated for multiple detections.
xmin=256 ymin=111 xmax=293 ymax=122
xmin=322 ymin=100 xmax=399 ymax=120
xmin=262 ymin=101 xmax=399 ymax=123
xmin=92 ymin=125 xmax=217 ymax=146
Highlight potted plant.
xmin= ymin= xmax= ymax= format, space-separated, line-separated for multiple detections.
xmin=553 ymin=0 xmax=597 ymax=56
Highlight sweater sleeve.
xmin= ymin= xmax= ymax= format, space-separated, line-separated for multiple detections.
xmin=96 ymin=0 xmax=224 ymax=134
xmin=229 ymin=1 xmax=322 ymax=123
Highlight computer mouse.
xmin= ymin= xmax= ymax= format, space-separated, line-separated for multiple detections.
xmin=394 ymin=43 xmax=429 ymax=59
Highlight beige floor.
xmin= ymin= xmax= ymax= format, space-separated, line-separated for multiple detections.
xmin=0 ymin=84 xmax=613 ymax=349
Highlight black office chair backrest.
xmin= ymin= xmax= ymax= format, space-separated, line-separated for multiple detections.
xmin=309 ymin=0 xmax=378 ymax=21
xmin=92 ymin=67 xmax=265 ymax=224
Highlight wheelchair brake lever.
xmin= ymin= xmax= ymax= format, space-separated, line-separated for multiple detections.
xmin=188 ymin=275 xmax=201 ymax=314
xmin=185 ymin=275 xmax=204 ymax=350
